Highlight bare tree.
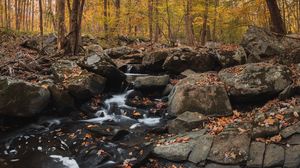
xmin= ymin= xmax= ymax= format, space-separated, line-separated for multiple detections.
xmin=56 ymin=0 xmax=65 ymax=50
xmin=38 ymin=0 xmax=43 ymax=35
xmin=184 ymin=0 xmax=194 ymax=45
xmin=266 ymin=0 xmax=286 ymax=34
xmin=148 ymin=0 xmax=153 ymax=41
xmin=200 ymin=0 xmax=209 ymax=45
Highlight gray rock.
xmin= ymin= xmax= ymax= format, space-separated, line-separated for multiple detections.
xmin=284 ymin=145 xmax=300 ymax=168
xmin=207 ymin=133 xmax=251 ymax=164
xmin=153 ymin=141 xmax=194 ymax=161
xmin=78 ymin=53 xmax=125 ymax=91
xmin=133 ymin=75 xmax=169 ymax=91
xmin=168 ymin=73 xmax=232 ymax=117
xmin=162 ymin=84 xmax=173 ymax=96
xmin=216 ymin=47 xmax=247 ymax=68
xmin=48 ymin=84 xmax=76 ymax=113
xmin=280 ymin=122 xmax=300 ymax=138
xmin=51 ymin=60 xmax=106 ymax=102
xmin=84 ymin=44 xmax=104 ymax=55
xmin=105 ymin=46 xmax=141 ymax=59
xmin=153 ymin=130 xmax=206 ymax=161
xmin=168 ymin=111 xmax=208 ymax=134
xmin=188 ymin=135 xmax=213 ymax=164
xmin=263 ymin=144 xmax=285 ymax=168
xmin=252 ymin=125 xmax=279 ymax=139
xmin=247 ymin=142 xmax=265 ymax=168
xmin=287 ymin=134 xmax=300 ymax=145
xmin=241 ymin=26 xmax=285 ymax=57
xmin=0 ymin=77 xmax=50 ymax=117
xmin=181 ymin=69 xmax=196 ymax=77
xmin=205 ymin=163 xmax=240 ymax=168
xmin=142 ymin=50 xmax=169 ymax=72
xmin=163 ymin=47 xmax=217 ymax=74
xmin=219 ymin=63 xmax=292 ymax=103
xmin=278 ymin=85 xmax=295 ymax=100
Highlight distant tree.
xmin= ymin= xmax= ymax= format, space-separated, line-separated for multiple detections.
xmin=56 ymin=0 xmax=65 ymax=50
xmin=266 ymin=0 xmax=286 ymax=34
xmin=38 ymin=0 xmax=43 ymax=36
xmin=184 ymin=0 xmax=194 ymax=45
xmin=200 ymin=0 xmax=209 ymax=45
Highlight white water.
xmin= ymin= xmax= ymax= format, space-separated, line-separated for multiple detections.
xmin=50 ymin=155 xmax=79 ymax=168
xmin=83 ymin=89 xmax=161 ymax=128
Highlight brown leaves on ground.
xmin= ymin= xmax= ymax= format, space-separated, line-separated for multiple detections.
xmin=205 ymin=110 xmax=253 ymax=135
xmin=256 ymin=134 xmax=282 ymax=144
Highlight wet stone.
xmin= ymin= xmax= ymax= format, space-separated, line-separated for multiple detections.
xmin=205 ymin=163 xmax=241 ymax=168
xmin=247 ymin=142 xmax=265 ymax=168
xmin=280 ymin=121 xmax=300 ymax=138
xmin=252 ymin=125 xmax=279 ymax=139
xmin=287 ymin=134 xmax=300 ymax=145
xmin=207 ymin=133 xmax=251 ymax=164
xmin=284 ymin=145 xmax=300 ymax=168
xmin=188 ymin=134 xmax=213 ymax=164
xmin=263 ymin=144 xmax=285 ymax=168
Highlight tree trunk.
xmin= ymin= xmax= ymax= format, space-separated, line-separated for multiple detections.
xmin=212 ymin=0 xmax=218 ymax=42
xmin=266 ymin=0 xmax=286 ymax=34
xmin=200 ymin=0 xmax=209 ymax=45
xmin=31 ymin=0 xmax=34 ymax=31
xmin=166 ymin=0 xmax=173 ymax=43
xmin=184 ymin=0 xmax=194 ymax=45
xmin=103 ymin=0 xmax=108 ymax=38
xmin=69 ymin=0 xmax=85 ymax=55
xmin=57 ymin=0 xmax=65 ymax=50
xmin=114 ymin=0 xmax=120 ymax=35
xmin=39 ymin=0 xmax=43 ymax=36
xmin=154 ymin=0 xmax=159 ymax=42
xmin=148 ymin=0 xmax=153 ymax=41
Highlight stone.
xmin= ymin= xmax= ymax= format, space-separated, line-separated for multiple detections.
xmin=181 ymin=69 xmax=196 ymax=77
xmin=219 ymin=63 xmax=292 ymax=103
xmin=162 ymin=47 xmax=218 ymax=74
xmin=48 ymin=84 xmax=76 ymax=113
xmin=252 ymin=125 xmax=279 ymax=139
xmin=105 ymin=46 xmax=141 ymax=59
xmin=205 ymin=163 xmax=241 ymax=168
xmin=216 ymin=46 xmax=247 ymax=68
xmin=263 ymin=144 xmax=285 ymax=168
xmin=142 ymin=50 xmax=169 ymax=72
xmin=153 ymin=130 xmax=206 ymax=161
xmin=284 ymin=145 xmax=300 ymax=168
xmin=168 ymin=73 xmax=232 ymax=117
xmin=84 ymin=44 xmax=104 ymax=55
xmin=78 ymin=53 xmax=125 ymax=91
xmin=51 ymin=60 xmax=106 ymax=102
xmin=247 ymin=142 xmax=265 ymax=168
xmin=0 ymin=77 xmax=50 ymax=117
xmin=241 ymin=26 xmax=285 ymax=57
xmin=133 ymin=75 xmax=170 ymax=92
xmin=287 ymin=134 xmax=300 ymax=145
xmin=207 ymin=133 xmax=251 ymax=164
xmin=279 ymin=85 xmax=295 ymax=101
xmin=188 ymin=135 xmax=213 ymax=164
xmin=167 ymin=111 xmax=208 ymax=134
xmin=280 ymin=122 xmax=300 ymax=138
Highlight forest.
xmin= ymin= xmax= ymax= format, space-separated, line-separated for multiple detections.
xmin=1 ymin=0 xmax=300 ymax=168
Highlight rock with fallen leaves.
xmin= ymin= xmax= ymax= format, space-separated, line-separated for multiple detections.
xmin=219 ymin=63 xmax=292 ymax=103
xmin=0 ymin=76 xmax=50 ymax=117
xmin=51 ymin=60 xmax=106 ymax=102
xmin=162 ymin=47 xmax=218 ymax=74
xmin=78 ymin=52 xmax=125 ymax=91
xmin=168 ymin=73 xmax=233 ymax=117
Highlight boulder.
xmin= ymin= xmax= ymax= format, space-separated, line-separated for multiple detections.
xmin=142 ymin=50 xmax=169 ymax=72
xmin=241 ymin=26 xmax=284 ymax=58
xmin=247 ymin=142 xmax=265 ymax=168
xmin=168 ymin=73 xmax=232 ymax=117
xmin=84 ymin=44 xmax=104 ymax=55
xmin=153 ymin=130 xmax=206 ymax=161
xmin=284 ymin=145 xmax=300 ymax=168
xmin=104 ymin=46 xmax=141 ymax=59
xmin=241 ymin=26 xmax=300 ymax=60
xmin=167 ymin=111 xmax=208 ymax=134
xmin=51 ymin=60 xmax=106 ymax=102
xmin=78 ymin=53 xmax=125 ymax=91
xmin=133 ymin=75 xmax=169 ymax=92
xmin=162 ymin=47 xmax=218 ymax=74
xmin=219 ymin=63 xmax=292 ymax=103
xmin=207 ymin=132 xmax=251 ymax=164
xmin=48 ymin=84 xmax=76 ymax=113
xmin=0 ymin=77 xmax=50 ymax=117
xmin=188 ymin=134 xmax=213 ymax=164
xmin=216 ymin=46 xmax=247 ymax=68
xmin=263 ymin=144 xmax=285 ymax=168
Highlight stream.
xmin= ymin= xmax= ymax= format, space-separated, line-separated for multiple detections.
xmin=0 ymin=72 xmax=167 ymax=168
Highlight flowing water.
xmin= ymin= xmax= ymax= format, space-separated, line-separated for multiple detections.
xmin=0 ymin=72 xmax=166 ymax=168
